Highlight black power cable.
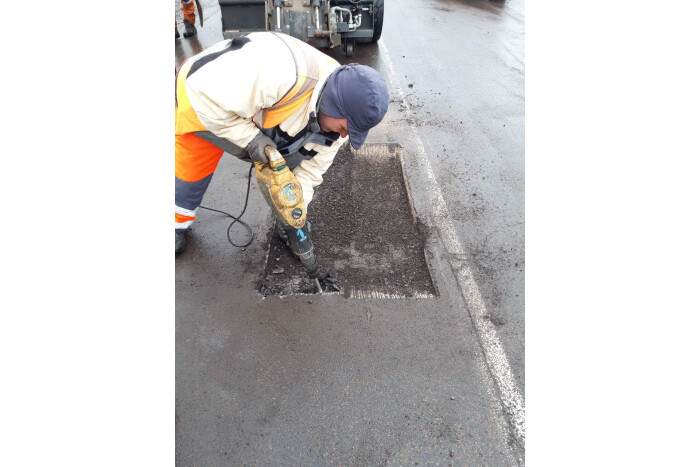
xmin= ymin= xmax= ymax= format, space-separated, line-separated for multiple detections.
xmin=199 ymin=164 xmax=255 ymax=248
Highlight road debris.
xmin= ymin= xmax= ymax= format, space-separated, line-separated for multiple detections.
xmin=319 ymin=273 xmax=341 ymax=293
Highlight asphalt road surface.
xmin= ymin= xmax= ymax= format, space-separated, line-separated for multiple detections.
xmin=176 ymin=0 xmax=525 ymax=464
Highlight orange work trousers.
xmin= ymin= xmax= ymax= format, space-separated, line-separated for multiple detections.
xmin=176 ymin=0 xmax=196 ymax=28
xmin=174 ymin=58 xmax=224 ymax=231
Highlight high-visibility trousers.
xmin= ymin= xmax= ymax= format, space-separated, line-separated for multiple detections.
xmin=175 ymin=0 xmax=195 ymax=29
xmin=175 ymin=59 xmax=224 ymax=231
xmin=180 ymin=0 xmax=196 ymax=25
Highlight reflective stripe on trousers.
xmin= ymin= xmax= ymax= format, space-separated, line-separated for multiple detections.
xmin=175 ymin=133 xmax=223 ymax=230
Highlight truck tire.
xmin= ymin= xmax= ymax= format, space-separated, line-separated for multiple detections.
xmin=372 ymin=0 xmax=384 ymax=43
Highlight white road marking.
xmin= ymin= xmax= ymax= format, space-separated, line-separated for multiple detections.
xmin=378 ymin=40 xmax=526 ymax=448
xmin=349 ymin=288 xmax=434 ymax=300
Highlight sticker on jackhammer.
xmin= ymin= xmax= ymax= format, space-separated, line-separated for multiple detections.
xmin=283 ymin=183 xmax=300 ymax=202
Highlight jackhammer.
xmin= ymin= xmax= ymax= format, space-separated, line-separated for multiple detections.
xmin=254 ymin=146 xmax=323 ymax=293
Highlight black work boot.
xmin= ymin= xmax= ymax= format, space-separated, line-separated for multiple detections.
xmin=176 ymin=27 xmax=180 ymax=39
xmin=183 ymin=20 xmax=197 ymax=38
xmin=175 ymin=229 xmax=188 ymax=255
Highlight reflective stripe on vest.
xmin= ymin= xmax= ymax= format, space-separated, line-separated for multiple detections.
xmin=252 ymin=33 xmax=320 ymax=129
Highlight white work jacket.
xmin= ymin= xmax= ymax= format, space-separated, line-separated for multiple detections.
xmin=183 ymin=32 xmax=348 ymax=209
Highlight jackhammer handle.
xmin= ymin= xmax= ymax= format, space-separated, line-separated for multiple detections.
xmin=264 ymin=145 xmax=283 ymax=163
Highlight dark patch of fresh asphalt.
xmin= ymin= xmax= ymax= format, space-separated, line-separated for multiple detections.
xmin=176 ymin=0 xmax=524 ymax=464
xmin=261 ymin=144 xmax=435 ymax=298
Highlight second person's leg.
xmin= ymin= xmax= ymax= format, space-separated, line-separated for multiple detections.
xmin=181 ymin=0 xmax=197 ymax=37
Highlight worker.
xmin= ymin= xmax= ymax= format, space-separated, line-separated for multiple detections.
xmin=175 ymin=32 xmax=389 ymax=255
xmin=175 ymin=0 xmax=197 ymax=39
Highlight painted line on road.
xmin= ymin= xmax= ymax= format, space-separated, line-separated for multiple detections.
xmin=378 ymin=40 xmax=526 ymax=449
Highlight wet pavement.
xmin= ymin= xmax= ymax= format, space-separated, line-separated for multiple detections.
xmin=175 ymin=0 xmax=524 ymax=464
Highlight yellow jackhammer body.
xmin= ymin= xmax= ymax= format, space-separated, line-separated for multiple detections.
xmin=255 ymin=146 xmax=322 ymax=292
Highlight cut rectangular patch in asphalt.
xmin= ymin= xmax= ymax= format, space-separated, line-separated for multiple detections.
xmin=260 ymin=143 xmax=437 ymax=298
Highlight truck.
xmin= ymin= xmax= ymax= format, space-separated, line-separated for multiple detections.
xmin=217 ymin=0 xmax=384 ymax=57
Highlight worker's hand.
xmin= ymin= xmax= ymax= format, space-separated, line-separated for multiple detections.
xmin=246 ymin=132 xmax=276 ymax=164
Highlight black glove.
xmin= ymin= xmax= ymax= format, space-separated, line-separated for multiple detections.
xmin=246 ymin=132 xmax=276 ymax=164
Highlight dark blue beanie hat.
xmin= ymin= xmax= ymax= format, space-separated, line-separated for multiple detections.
xmin=318 ymin=64 xmax=389 ymax=149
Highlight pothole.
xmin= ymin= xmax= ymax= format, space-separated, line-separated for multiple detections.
xmin=260 ymin=143 xmax=436 ymax=298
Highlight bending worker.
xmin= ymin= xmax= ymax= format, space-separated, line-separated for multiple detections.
xmin=175 ymin=32 xmax=390 ymax=255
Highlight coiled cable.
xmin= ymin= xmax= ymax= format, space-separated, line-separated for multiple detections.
xmin=199 ymin=164 xmax=255 ymax=248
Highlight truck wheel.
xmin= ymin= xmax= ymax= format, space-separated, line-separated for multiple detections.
xmin=372 ymin=0 xmax=384 ymax=43
xmin=344 ymin=40 xmax=354 ymax=57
